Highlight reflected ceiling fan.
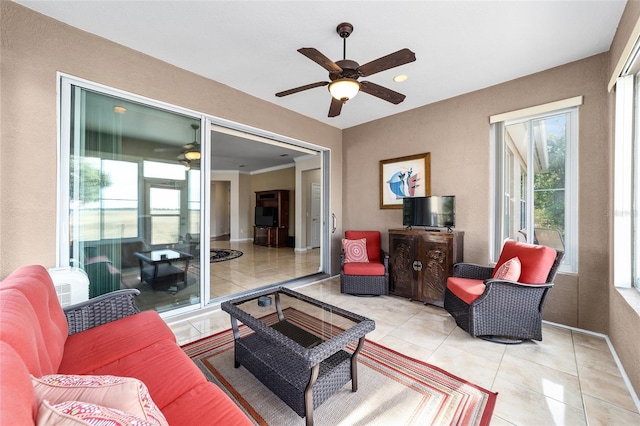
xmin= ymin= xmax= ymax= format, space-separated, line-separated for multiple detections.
xmin=275 ymin=22 xmax=416 ymax=117
xmin=154 ymin=124 xmax=201 ymax=169
xmin=177 ymin=124 xmax=201 ymax=169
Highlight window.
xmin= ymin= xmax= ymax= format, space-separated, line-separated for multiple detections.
xmin=492 ymin=105 xmax=579 ymax=273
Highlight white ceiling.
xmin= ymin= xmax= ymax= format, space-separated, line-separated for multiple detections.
xmin=16 ymin=1 xmax=627 ymax=130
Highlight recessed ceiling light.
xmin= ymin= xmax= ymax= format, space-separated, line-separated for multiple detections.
xmin=393 ymin=74 xmax=408 ymax=83
xmin=113 ymin=106 xmax=127 ymax=114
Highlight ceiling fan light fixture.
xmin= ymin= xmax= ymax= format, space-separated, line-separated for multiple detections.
xmin=184 ymin=150 xmax=201 ymax=161
xmin=329 ymin=78 xmax=360 ymax=102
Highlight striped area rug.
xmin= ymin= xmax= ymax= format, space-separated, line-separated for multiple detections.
xmin=182 ymin=308 xmax=497 ymax=426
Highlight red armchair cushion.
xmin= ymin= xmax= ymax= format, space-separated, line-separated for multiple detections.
xmin=492 ymin=240 xmax=556 ymax=284
xmin=343 ymin=262 xmax=386 ymax=276
xmin=345 ymin=231 xmax=381 ymax=262
xmin=447 ymin=277 xmax=486 ymax=304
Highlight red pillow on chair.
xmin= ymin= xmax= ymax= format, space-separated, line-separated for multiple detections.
xmin=493 ymin=257 xmax=521 ymax=281
xmin=342 ymin=238 xmax=369 ymax=263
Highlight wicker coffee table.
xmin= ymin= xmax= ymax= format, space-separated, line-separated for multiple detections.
xmin=221 ymin=287 xmax=375 ymax=426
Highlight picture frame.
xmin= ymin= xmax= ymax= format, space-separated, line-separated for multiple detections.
xmin=379 ymin=153 xmax=431 ymax=209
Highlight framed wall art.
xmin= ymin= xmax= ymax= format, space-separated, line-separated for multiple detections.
xmin=379 ymin=152 xmax=431 ymax=209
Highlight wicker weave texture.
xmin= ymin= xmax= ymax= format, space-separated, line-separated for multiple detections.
xmin=444 ymin=250 xmax=564 ymax=342
xmin=339 ymin=250 xmax=389 ymax=296
xmin=236 ymin=333 xmax=351 ymax=417
xmin=222 ymin=287 xmax=374 ymax=422
xmin=64 ymin=289 xmax=140 ymax=335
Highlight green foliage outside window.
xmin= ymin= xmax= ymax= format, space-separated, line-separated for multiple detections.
xmin=70 ymin=158 xmax=112 ymax=203
xmin=534 ymin=132 xmax=566 ymax=239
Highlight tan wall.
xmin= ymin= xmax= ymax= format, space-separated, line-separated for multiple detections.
xmin=343 ymin=53 xmax=610 ymax=332
xmin=0 ymin=2 xmax=342 ymax=276
xmin=608 ymin=0 xmax=640 ymax=397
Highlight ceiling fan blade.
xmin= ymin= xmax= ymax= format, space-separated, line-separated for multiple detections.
xmin=360 ymin=81 xmax=406 ymax=104
xmin=357 ymin=48 xmax=416 ymax=77
xmin=328 ymin=97 xmax=343 ymax=117
xmin=276 ymin=81 xmax=329 ymax=97
xmin=298 ymin=48 xmax=343 ymax=73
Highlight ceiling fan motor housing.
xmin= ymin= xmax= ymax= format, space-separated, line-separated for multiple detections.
xmin=336 ymin=22 xmax=353 ymax=39
xmin=331 ymin=60 xmax=360 ymax=80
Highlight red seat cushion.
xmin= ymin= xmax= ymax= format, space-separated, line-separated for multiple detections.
xmin=343 ymin=262 xmax=385 ymax=276
xmin=161 ymin=382 xmax=253 ymax=426
xmin=447 ymin=277 xmax=486 ymax=305
xmin=345 ymin=231 xmax=381 ymax=262
xmin=76 ymin=339 xmax=208 ymax=410
xmin=492 ymin=240 xmax=557 ymax=284
xmin=60 ymin=310 xmax=175 ymax=374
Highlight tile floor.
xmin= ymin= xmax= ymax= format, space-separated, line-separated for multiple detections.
xmin=168 ymin=276 xmax=640 ymax=425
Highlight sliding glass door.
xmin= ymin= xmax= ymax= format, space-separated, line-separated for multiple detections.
xmin=59 ymin=75 xmax=330 ymax=317
xmin=61 ymin=81 xmax=204 ymax=314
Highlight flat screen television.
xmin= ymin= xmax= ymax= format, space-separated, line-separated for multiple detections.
xmin=402 ymin=196 xmax=455 ymax=230
xmin=255 ymin=206 xmax=278 ymax=227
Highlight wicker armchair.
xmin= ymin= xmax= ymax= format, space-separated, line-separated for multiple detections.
xmin=444 ymin=240 xmax=564 ymax=343
xmin=340 ymin=230 xmax=389 ymax=296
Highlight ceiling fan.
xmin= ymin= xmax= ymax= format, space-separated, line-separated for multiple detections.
xmin=178 ymin=124 xmax=201 ymax=169
xmin=275 ymin=22 xmax=416 ymax=117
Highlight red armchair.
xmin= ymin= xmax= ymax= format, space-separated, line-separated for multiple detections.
xmin=444 ymin=239 xmax=564 ymax=343
xmin=340 ymin=230 xmax=389 ymax=296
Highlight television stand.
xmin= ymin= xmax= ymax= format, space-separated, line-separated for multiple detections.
xmin=253 ymin=226 xmax=287 ymax=248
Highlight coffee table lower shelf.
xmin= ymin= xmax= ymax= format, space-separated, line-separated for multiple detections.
xmin=235 ymin=332 xmax=353 ymax=423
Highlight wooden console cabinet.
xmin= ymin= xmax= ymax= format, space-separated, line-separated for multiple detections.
xmin=254 ymin=190 xmax=289 ymax=247
xmin=388 ymin=229 xmax=464 ymax=307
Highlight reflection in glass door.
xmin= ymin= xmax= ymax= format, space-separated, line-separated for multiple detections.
xmin=62 ymin=84 xmax=202 ymax=315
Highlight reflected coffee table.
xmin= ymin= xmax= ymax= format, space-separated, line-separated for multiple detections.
xmin=221 ymin=287 xmax=375 ymax=426
xmin=133 ymin=249 xmax=193 ymax=290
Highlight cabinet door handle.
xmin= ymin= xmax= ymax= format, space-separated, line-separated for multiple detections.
xmin=412 ymin=260 xmax=423 ymax=271
xmin=331 ymin=213 xmax=337 ymax=234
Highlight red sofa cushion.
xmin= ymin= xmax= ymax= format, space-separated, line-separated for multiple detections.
xmin=343 ymin=262 xmax=386 ymax=276
xmin=161 ymin=382 xmax=253 ymax=426
xmin=345 ymin=231 xmax=381 ymax=262
xmin=447 ymin=277 xmax=486 ymax=305
xmin=0 ymin=341 xmax=37 ymax=425
xmin=492 ymin=240 xmax=557 ymax=284
xmin=0 ymin=265 xmax=68 ymax=374
xmin=81 ymin=339 xmax=209 ymax=410
xmin=60 ymin=310 xmax=175 ymax=374
xmin=0 ymin=289 xmax=64 ymax=377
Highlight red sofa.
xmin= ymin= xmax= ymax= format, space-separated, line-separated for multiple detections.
xmin=0 ymin=265 xmax=251 ymax=425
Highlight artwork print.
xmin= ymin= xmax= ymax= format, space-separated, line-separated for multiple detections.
xmin=379 ymin=153 xmax=431 ymax=209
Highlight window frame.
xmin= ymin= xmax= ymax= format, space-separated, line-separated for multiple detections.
xmin=491 ymin=105 xmax=579 ymax=273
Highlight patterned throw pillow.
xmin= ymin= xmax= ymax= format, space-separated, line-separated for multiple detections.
xmin=37 ymin=400 xmax=158 ymax=426
xmin=32 ymin=374 xmax=167 ymax=426
xmin=493 ymin=256 xmax=521 ymax=281
xmin=342 ymin=238 xmax=369 ymax=263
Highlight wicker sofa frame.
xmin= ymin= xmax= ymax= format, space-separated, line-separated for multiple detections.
xmin=221 ymin=287 xmax=375 ymax=426
xmin=340 ymin=249 xmax=390 ymax=296
xmin=64 ymin=288 xmax=140 ymax=335
xmin=444 ymin=250 xmax=564 ymax=343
